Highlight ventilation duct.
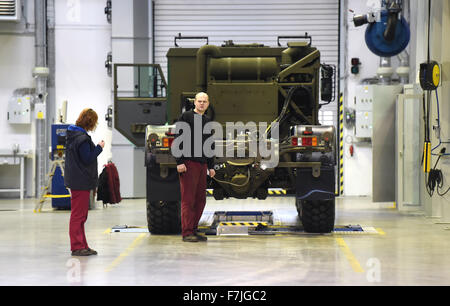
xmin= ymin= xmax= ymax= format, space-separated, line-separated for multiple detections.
xmin=0 ymin=0 xmax=21 ymax=21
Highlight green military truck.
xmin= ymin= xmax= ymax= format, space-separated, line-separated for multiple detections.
xmin=114 ymin=35 xmax=337 ymax=234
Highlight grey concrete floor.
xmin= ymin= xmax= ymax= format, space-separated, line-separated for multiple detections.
xmin=0 ymin=196 xmax=450 ymax=286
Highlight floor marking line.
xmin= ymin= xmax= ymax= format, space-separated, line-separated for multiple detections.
xmin=335 ymin=237 xmax=365 ymax=273
xmin=375 ymin=228 xmax=386 ymax=235
xmin=105 ymin=233 xmax=146 ymax=273
xmin=103 ymin=228 xmax=111 ymax=234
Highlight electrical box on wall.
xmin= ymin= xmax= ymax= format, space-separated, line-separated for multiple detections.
xmin=7 ymin=95 xmax=32 ymax=124
xmin=354 ymin=84 xmax=404 ymax=139
xmin=355 ymin=111 xmax=373 ymax=138
xmin=354 ymin=85 xmax=374 ymax=138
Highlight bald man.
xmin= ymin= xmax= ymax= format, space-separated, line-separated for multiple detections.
xmin=174 ymin=92 xmax=216 ymax=242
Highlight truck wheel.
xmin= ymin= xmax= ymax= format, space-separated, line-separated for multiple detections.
xmin=213 ymin=188 xmax=225 ymax=200
xmin=296 ymin=198 xmax=335 ymax=233
xmin=256 ymin=188 xmax=268 ymax=200
xmin=147 ymin=200 xmax=181 ymax=234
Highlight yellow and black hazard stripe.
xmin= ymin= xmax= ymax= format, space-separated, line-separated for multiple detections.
xmin=268 ymin=188 xmax=287 ymax=196
xmin=219 ymin=222 xmax=268 ymax=227
xmin=207 ymin=189 xmax=288 ymax=196
xmin=338 ymin=93 xmax=344 ymax=196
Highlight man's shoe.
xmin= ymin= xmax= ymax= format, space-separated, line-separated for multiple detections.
xmin=71 ymin=248 xmax=97 ymax=256
xmin=194 ymin=231 xmax=208 ymax=241
xmin=182 ymin=235 xmax=200 ymax=242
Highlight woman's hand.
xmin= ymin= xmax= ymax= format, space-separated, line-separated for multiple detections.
xmin=98 ymin=140 xmax=105 ymax=148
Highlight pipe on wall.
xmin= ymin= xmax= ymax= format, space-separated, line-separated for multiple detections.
xmin=34 ymin=0 xmax=48 ymax=197
xmin=46 ymin=0 xmax=56 ymax=163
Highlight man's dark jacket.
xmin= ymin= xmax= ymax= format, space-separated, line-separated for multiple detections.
xmin=64 ymin=125 xmax=101 ymax=190
xmin=172 ymin=110 xmax=215 ymax=169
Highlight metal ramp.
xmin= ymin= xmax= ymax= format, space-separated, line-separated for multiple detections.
xmin=108 ymin=211 xmax=381 ymax=236
xmin=203 ymin=211 xmax=379 ymax=236
xmin=209 ymin=211 xmax=272 ymax=236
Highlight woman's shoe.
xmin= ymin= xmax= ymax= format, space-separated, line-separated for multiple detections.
xmin=87 ymin=248 xmax=98 ymax=255
xmin=71 ymin=248 xmax=97 ymax=256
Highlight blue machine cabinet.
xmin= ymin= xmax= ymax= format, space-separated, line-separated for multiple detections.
xmin=51 ymin=124 xmax=71 ymax=209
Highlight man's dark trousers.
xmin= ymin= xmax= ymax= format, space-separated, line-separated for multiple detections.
xmin=179 ymin=160 xmax=207 ymax=237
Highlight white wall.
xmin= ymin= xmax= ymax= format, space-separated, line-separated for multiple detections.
xmin=343 ymin=0 xmax=450 ymax=222
xmin=0 ymin=0 xmax=36 ymax=197
xmin=0 ymin=34 xmax=35 ymax=197
xmin=411 ymin=0 xmax=450 ymax=220
xmin=342 ymin=0 xmax=404 ymax=197
xmin=433 ymin=0 xmax=450 ymax=222
xmin=54 ymin=0 xmax=112 ymax=169
xmin=0 ymin=35 xmax=35 ymax=152
xmin=0 ymin=0 xmax=112 ymax=198
xmin=342 ymin=0 xmax=379 ymax=196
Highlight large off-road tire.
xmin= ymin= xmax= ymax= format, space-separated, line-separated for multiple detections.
xmin=147 ymin=200 xmax=181 ymax=234
xmin=296 ymin=198 xmax=335 ymax=233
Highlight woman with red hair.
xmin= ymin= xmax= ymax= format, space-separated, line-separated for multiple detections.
xmin=65 ymin=108 xmax=105 ymax=256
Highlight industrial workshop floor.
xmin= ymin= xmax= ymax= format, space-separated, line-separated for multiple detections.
xmin=0 ymin=196 xmax=450 ymax=286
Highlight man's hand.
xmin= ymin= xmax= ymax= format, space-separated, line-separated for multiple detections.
xmin=98 ymin=140 xmax=105 ymax=148
xmin=208 ymin=169 xmax=216 ymax=178
xmin=177 ymin=164 xmax=187 ymax=173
